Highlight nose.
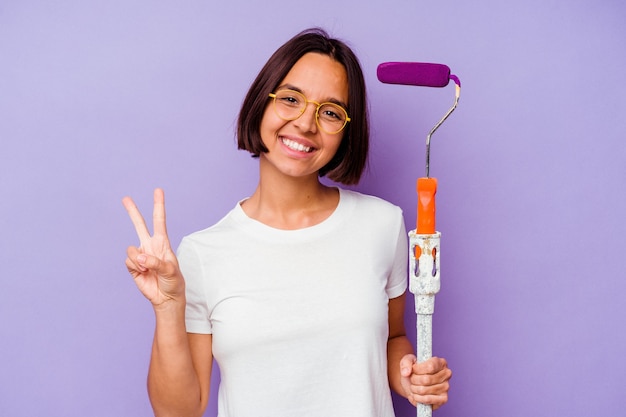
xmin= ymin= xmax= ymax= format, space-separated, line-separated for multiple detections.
xmin=293 ymin=102 xmax=318 ymax=133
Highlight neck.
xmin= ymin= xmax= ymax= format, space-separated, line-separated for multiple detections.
xmin=241 ymin=159 xmax=339 ymax=230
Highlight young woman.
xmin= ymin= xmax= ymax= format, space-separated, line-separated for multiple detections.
xmin=123 ymin=28 xmax=451 ymax=417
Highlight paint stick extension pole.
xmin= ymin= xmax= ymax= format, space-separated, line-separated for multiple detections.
xmin=377 ymin=61 xmax=461 ymax=417
xmin=410 ymin=178 xmax=440 ymax=417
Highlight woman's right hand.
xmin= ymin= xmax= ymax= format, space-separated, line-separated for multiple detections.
xmin=123 ymin=188 xmax=184 ymax=307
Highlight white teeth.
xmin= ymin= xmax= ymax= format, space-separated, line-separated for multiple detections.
xmin=282 ymin=138 xmax=312 ymax=153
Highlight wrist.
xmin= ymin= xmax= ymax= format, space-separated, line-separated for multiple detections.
xmin=153 ymin=297 xmax=186 ymax=320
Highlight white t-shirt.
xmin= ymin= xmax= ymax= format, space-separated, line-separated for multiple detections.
xmin=178 ymin=188 xmax=408 ymax=417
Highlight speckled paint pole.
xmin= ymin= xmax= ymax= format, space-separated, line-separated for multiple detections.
xmin=376 ymin=60 xmax=460 ymax=417
xmin=409 ymin=231 xmax=441 ymax=417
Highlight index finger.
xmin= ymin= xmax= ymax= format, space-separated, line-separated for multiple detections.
xmin=122 ymin=195 xmax=151 ymax=245
xmin=414 ymin=357 xmax=447 ymax=375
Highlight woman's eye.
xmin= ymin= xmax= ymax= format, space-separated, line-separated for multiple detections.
xmin=278 ymin=94 xmax=301 ymax=106
xmin=320 ymin=106 xmax=343 ymax=121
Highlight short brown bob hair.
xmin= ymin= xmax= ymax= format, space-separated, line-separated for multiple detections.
xmin=237 ymin=28 xmax=369 ymax=185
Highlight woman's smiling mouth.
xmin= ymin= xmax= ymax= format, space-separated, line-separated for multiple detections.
xmin=281 ymin=137 xmax=314 ymax=153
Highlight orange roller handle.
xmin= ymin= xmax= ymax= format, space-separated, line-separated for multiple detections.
xmin=417 ymin=177 xmax=437 ymax=234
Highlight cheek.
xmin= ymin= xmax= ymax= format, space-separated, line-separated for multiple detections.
xmin=330 ymin=133 xmax=346 ymax=154
xmin=325 ymin=135 xmax=347 ymax=163
xmin=259 ymin=107 xmax=283 ymax=143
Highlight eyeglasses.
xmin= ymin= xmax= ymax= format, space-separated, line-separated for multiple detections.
xmin=268 ymin=89 xmax=351 ymax=134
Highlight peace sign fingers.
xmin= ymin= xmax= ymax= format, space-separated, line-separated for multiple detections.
xmin=122 ymin=188 xmax=183 ymax=306
xmin=122 ymin=188 xmax=172 ymax=253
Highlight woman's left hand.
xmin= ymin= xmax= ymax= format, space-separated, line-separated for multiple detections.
xmin=399 ymin=355 xmax=452 ymax=409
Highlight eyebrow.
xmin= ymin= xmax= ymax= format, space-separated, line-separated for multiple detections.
xmin=277 ymin=83 xmax=349 ymax=110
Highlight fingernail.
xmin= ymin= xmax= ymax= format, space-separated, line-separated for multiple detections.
xmin=137 ymin=254 xmax=147 ymax=264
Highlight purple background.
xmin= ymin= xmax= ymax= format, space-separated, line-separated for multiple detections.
xmin=1 ymin=1 xmax=625 ymax=416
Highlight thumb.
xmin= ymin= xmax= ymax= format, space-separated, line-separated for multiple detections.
xmin=137 ymin=253 xmax=178 ymax=278
xmin=400 ymin=354 xmax=417 ymax=377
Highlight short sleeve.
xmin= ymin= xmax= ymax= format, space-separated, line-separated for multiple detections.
xmin=386 ymin=213 xmax=409 ymax=299
xmin=177 ymin=237 xmax=212 ymax=334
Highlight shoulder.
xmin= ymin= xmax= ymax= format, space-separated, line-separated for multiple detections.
xmin=338 ymin=188 xmax=405 ymax=234
xmin=340 ymin=188 xmax=403 ymax=217
xmin=178 ymin=203 xmax=243 ymax=250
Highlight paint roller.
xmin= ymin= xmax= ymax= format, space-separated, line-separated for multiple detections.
xmin=377 ymin=61 xmax=460 ymax=233
xmin=377 ymin=62 xmax=461 ymax=417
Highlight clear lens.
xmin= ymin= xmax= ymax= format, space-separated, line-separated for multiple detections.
xmin=271 ymin=90 xmax=349 ymax=134
xmin=317 ymin=103 xmax=347 ymax=132
xmin=274 ymin=90 xmax=306 ymax=119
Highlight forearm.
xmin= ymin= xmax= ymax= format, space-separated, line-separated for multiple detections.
xmin=387 ymin=334 xmax=414 ymax=399
xmin=148 ymin=301 xmax=204 ymax=417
